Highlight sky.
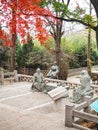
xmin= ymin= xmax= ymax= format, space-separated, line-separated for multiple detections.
xmin=64 ymin=0 xmax=96 ymax=36
xmin=71 ymin=0 xmax=95 ymax=14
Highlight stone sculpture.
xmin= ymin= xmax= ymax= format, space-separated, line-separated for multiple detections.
xmin=47 ymin=61 xmax=59 ymax=79
xmin=31 ymin=68 xmax=47 ymax=92
xmin=31 ymin=68 xmax=60 ymax=93
xmin=73 ymin=70 xmax=91 ymax=103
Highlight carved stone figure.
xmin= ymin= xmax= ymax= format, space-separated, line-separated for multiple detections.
xmin=73 ymin=70 xmax=91 ymax=103
xmin=47 ymin=61 xmax=59 ymax=79
xmin=31 ymin=68 xmax=47 ymax=92
xmin=79 ymin=70 xmax=91 ymax=95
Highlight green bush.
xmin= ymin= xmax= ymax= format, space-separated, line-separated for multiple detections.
xmin=61 ymin=33 xmax=97 ymax=68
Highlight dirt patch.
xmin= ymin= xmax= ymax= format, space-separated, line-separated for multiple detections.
xmin=76 ymin=120 xmax=96 ymax=130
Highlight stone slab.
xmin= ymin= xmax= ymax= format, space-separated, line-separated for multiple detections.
xmin=48 ymin=87 xmax=68 ymax=101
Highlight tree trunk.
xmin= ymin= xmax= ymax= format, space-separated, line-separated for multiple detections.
xmin=87 ymin=1 xmax=92 ymax=77
xmin=9 ymin=0 xmax=17 ymax=71
xmin=55 ymin=36 xmax=61 ymax=66
xmin=95 ymin=27 xmax=98 ymax=49
xmin=9 ymin=46 xmax=15 ymax=71
xmin=90 ymin=0 xmax=98 ymax=48
xmin=90 ymin=0 xmax=98 ymax=18
xmin=87 ymin=30 xmax=92 ymax=77
xmin=54 ymin=20 xmax=63 ymax=65
xmin=54 ymin=32 xmax=68 ymax=80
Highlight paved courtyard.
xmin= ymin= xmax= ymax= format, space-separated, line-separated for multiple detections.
xmin=0 ymin=81 xmax=78 ymax=130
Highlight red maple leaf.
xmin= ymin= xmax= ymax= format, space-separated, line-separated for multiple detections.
xmin=0 ymin=0 xmax=54 ymax=46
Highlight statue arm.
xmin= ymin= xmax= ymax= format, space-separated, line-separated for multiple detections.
xmin=53 ymin=67 xmax=59 ymax=75
xmin=41 ymin=74 xmax=45 ymax=82
xmin=56 ymin=67 xmax=59 ymax=73
xmin=47 ymin=69 xmax=52 ymax=76
xmin=33 ymin=74 xmax=37 ymax=82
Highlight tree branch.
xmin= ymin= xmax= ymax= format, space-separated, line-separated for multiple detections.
xmin=62 ymin=0 xmax=64 ymax=4
xmin=55 ymin=16 xmax=97 ymax=30
xmin=67 ymin=0 xmax=70 ymax=6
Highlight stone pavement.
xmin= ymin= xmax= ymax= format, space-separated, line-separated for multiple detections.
xmin=0 ymin=81 xmax=78 ymax=130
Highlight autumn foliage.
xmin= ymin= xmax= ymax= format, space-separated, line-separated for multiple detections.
xmin=0 ymin=0 xmax=54 ymax=46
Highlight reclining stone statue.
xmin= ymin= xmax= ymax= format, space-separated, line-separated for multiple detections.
xmin=47 ymin=61 xmax=59 ymax=79
xmin=72 ymin=70 xmax=91 ymax=103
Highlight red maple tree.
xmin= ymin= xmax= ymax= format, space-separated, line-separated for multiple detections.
xmin=0 ymin=0 xmax=54 ymax=46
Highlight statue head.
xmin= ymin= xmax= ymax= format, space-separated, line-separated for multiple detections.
xmin=81 ymin=70 xmax=88 ymax=76
xmin=53 ymin=61 xmax=57 ymax=65
xmin=36 ymin=68 xmax=41 ymax=73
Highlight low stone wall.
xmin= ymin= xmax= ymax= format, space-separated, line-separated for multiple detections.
xmin=67 ymin=65 xmax=98 ymax=77
xmin=68 ymin=67 xmax=87 ymax=77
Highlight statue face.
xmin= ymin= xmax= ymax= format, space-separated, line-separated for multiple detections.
xmin=81 ymin=70 xmax=87 ymax=75
xmin=54 ymin=61 xmax=57 ymax=65
xmin=36 ymin=68 xmax=41 ymax=73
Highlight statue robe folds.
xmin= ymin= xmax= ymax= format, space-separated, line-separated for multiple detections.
xmin=73 ymin=70 xmax=91 ymax=103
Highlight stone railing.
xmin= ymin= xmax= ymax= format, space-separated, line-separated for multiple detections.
xmin=65 ymin=96 xmax=98 ymax=130
xmin=18 ymin=74 xmax=98 ymax=89
xmin=68 ymin=67 xmax=87 ymax=77
xmin=18 ymin=74 xmax=33 ymax=82
xmin=18 ymin=74 xmax=80 ymax=88
xmin=0 ymin=70 xmax=18 ymax=85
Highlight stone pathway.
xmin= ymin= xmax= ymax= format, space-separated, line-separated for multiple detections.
xmin=0 ymin=81 xmax=78 ymax=130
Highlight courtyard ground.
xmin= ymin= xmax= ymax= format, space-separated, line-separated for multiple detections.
xmin=0 ymin=76 xmax=80 ymax=130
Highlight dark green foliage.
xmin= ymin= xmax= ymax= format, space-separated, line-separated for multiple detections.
xmin=91 ymin=50 xmax=98 ymax=65
xmin=16 ymin=39 xmax=34 ymax=66
xmin=25 ymin=45 xmax=54 ymax=69
xmin=16 ymin=39 xmax=54 ymax=69
xmin=0 ymin=40 xmax=9 ymax=68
